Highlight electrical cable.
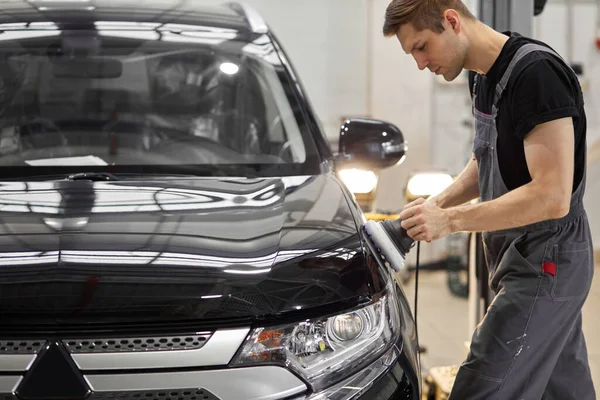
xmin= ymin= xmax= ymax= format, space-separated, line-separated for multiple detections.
xmin=414 ymin=241 xmax=421 ymax=366
xmin=414 ymin=241 xmax=420 ymax=333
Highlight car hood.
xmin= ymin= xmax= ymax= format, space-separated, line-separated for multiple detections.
xmin=0 ymin=175 xmax=382 ymax=331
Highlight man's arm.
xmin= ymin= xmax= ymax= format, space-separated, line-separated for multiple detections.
xmin=399 ymin=117 xmax=574 ymax=241
xmin=447 ymin=117 xmax=574 ymax=233
xmin=428 ymin=157 xmax=480 ymax=209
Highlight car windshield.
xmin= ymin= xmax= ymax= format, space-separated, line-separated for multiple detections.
xmin=0 ymin=23 xmax=321 ymax=178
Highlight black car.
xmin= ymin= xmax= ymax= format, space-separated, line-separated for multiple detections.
xmin=0 ymin=1 xmax=420 ymax=399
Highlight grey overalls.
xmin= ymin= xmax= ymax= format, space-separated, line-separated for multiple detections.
xmin=449 ymin=43 xmax=596 ymax=399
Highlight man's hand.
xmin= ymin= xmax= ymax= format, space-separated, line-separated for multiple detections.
xmin=398 ymin=198 xmax=453 ymax=242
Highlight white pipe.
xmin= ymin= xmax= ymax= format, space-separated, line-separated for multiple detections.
xmin=366 ymin=0 xmax=373 ymax=117
xmin=566 ymin=0 xmax=574 ymax=64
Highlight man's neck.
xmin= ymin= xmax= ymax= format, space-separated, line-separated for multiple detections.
xmin=463 ymin=22 xmax=510 ymax=75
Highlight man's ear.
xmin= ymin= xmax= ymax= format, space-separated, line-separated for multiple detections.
xmin=443 ymin=9 xmax=462 ymax=33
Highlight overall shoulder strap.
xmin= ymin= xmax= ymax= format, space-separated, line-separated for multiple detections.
xmin=493 ymin=43 xmax=566 ymax=106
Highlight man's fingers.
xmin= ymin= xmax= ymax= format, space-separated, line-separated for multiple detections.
xmin=399 ymin=204 xmax=422 ymax=221
xmin=403 ymin=197 xmax=426 ymax=210
xmin=407 ymin=225 xmax=425 ymax=239
xmin=414 ymin=232 xmax=432 ymax=243
xmin=401 ymin=215 xmax=421 ymax=231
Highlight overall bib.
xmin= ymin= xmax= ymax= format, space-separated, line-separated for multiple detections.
xmin=449 ymin=43 xmax=596 ymax=400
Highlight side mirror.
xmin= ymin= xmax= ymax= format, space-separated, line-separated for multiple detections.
xmin=336 ymin=117 xmax=407 ymax=170
xmin=534 ymin=0 xmax=547 ymax=16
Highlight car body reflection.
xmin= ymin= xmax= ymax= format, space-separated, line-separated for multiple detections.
xmin=0 ymin=175 xmax=383 ymax=326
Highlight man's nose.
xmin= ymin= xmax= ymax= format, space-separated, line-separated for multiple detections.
xmin=414 ymin=56 xmax=429 ymax=71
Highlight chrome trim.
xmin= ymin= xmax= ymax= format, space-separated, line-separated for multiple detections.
xmin=86 ymin=366 xmax=307 ymax=400
xmin=72 ymin=328 xmax=250 ymax=370
xmin=0 ymin=376 xmax=21 ymax=393
xmin=233 ymin=2 xmax=268 ymax=33
xmin=0 ymin=354 xmax=36 ymax=372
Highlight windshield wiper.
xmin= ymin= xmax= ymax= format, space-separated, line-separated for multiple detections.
xmin=66 ymin=172 xmax=119 ymax=181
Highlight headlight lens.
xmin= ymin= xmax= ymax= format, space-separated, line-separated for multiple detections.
xmin=231 ymin=293 xmax=401 ymax=391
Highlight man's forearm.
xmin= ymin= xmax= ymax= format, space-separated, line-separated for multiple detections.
xmin=430 ymin=158 xmax=480 ymax=209
xmin=447 ymin=180 xmax=568 ymax=233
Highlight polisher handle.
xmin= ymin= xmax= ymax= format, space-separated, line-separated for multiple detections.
xmin=381 ymin=219 xmax=415 ymax=256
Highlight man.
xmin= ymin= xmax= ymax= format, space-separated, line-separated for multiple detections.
xmin=383 ymin=0 xmax=595 ymax=399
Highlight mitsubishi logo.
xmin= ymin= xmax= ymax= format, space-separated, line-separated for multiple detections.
xmin=16 ymin=341 xmax=90 ymax=400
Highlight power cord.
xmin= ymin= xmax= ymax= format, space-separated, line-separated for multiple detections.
xmin=415 ymin=241 xmax=423 ymax=368
xmin=414 ymin=241 xmax=420 ymax=332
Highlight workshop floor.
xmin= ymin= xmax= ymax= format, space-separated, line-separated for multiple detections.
xmin=402 ymin=262 xmax=600 ymax=392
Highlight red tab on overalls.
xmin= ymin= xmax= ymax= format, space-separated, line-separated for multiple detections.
xmin=543 ymin=261 xmax=556 ymax=276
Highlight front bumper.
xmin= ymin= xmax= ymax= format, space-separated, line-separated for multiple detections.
xmin=1 ymin=282 xmax=421 ymax=400
xmin=0 ymin=335 xmax=418 ymax=400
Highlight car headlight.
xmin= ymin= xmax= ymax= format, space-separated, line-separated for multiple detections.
xmin=231 ymin=292 xmax=401 ymax=391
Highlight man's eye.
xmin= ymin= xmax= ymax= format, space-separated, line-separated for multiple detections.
xmin=418 ymin=44 xmax=426 ymax=51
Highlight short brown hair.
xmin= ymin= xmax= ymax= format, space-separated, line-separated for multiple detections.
xmin=382 ymin=0 xmax=477 ymax=37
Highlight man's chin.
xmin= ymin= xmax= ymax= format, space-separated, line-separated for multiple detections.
xmin=442 ymin=70 xmax=461 ymax=82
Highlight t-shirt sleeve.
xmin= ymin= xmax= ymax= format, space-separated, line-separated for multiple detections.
xmin=508 ymin=57 xmax=579 ymax=140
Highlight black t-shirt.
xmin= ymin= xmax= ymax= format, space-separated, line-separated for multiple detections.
xmin=468 ymin=32 xmax=586 ymax=193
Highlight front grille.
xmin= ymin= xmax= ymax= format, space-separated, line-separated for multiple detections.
xmin=0 ymin=339 xmax=44 ymax=354
xmin=89 ymin=389 xmax=220 ymax=400
xmin=63 ymin=333 xmax=212 ymax=353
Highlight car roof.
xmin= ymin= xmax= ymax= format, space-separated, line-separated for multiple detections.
xmin=0 ymin=0 xmax=267 ymax=34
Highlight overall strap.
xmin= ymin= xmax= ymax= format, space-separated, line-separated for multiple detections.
xmin=493 ymin=43 xmax=566 ymax=106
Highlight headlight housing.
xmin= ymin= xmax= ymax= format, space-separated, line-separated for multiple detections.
xmin=231 ymin=292 xmax=401 ymax=391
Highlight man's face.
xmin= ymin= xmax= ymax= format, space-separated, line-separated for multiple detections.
xmin=396 ymin=20 xmax=466 ymax=82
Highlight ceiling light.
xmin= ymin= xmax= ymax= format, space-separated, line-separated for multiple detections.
xmin=339 ymin=169 xmax=378 ymax=194
xmin=406 ymin=172 xmax=454 ymax=198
